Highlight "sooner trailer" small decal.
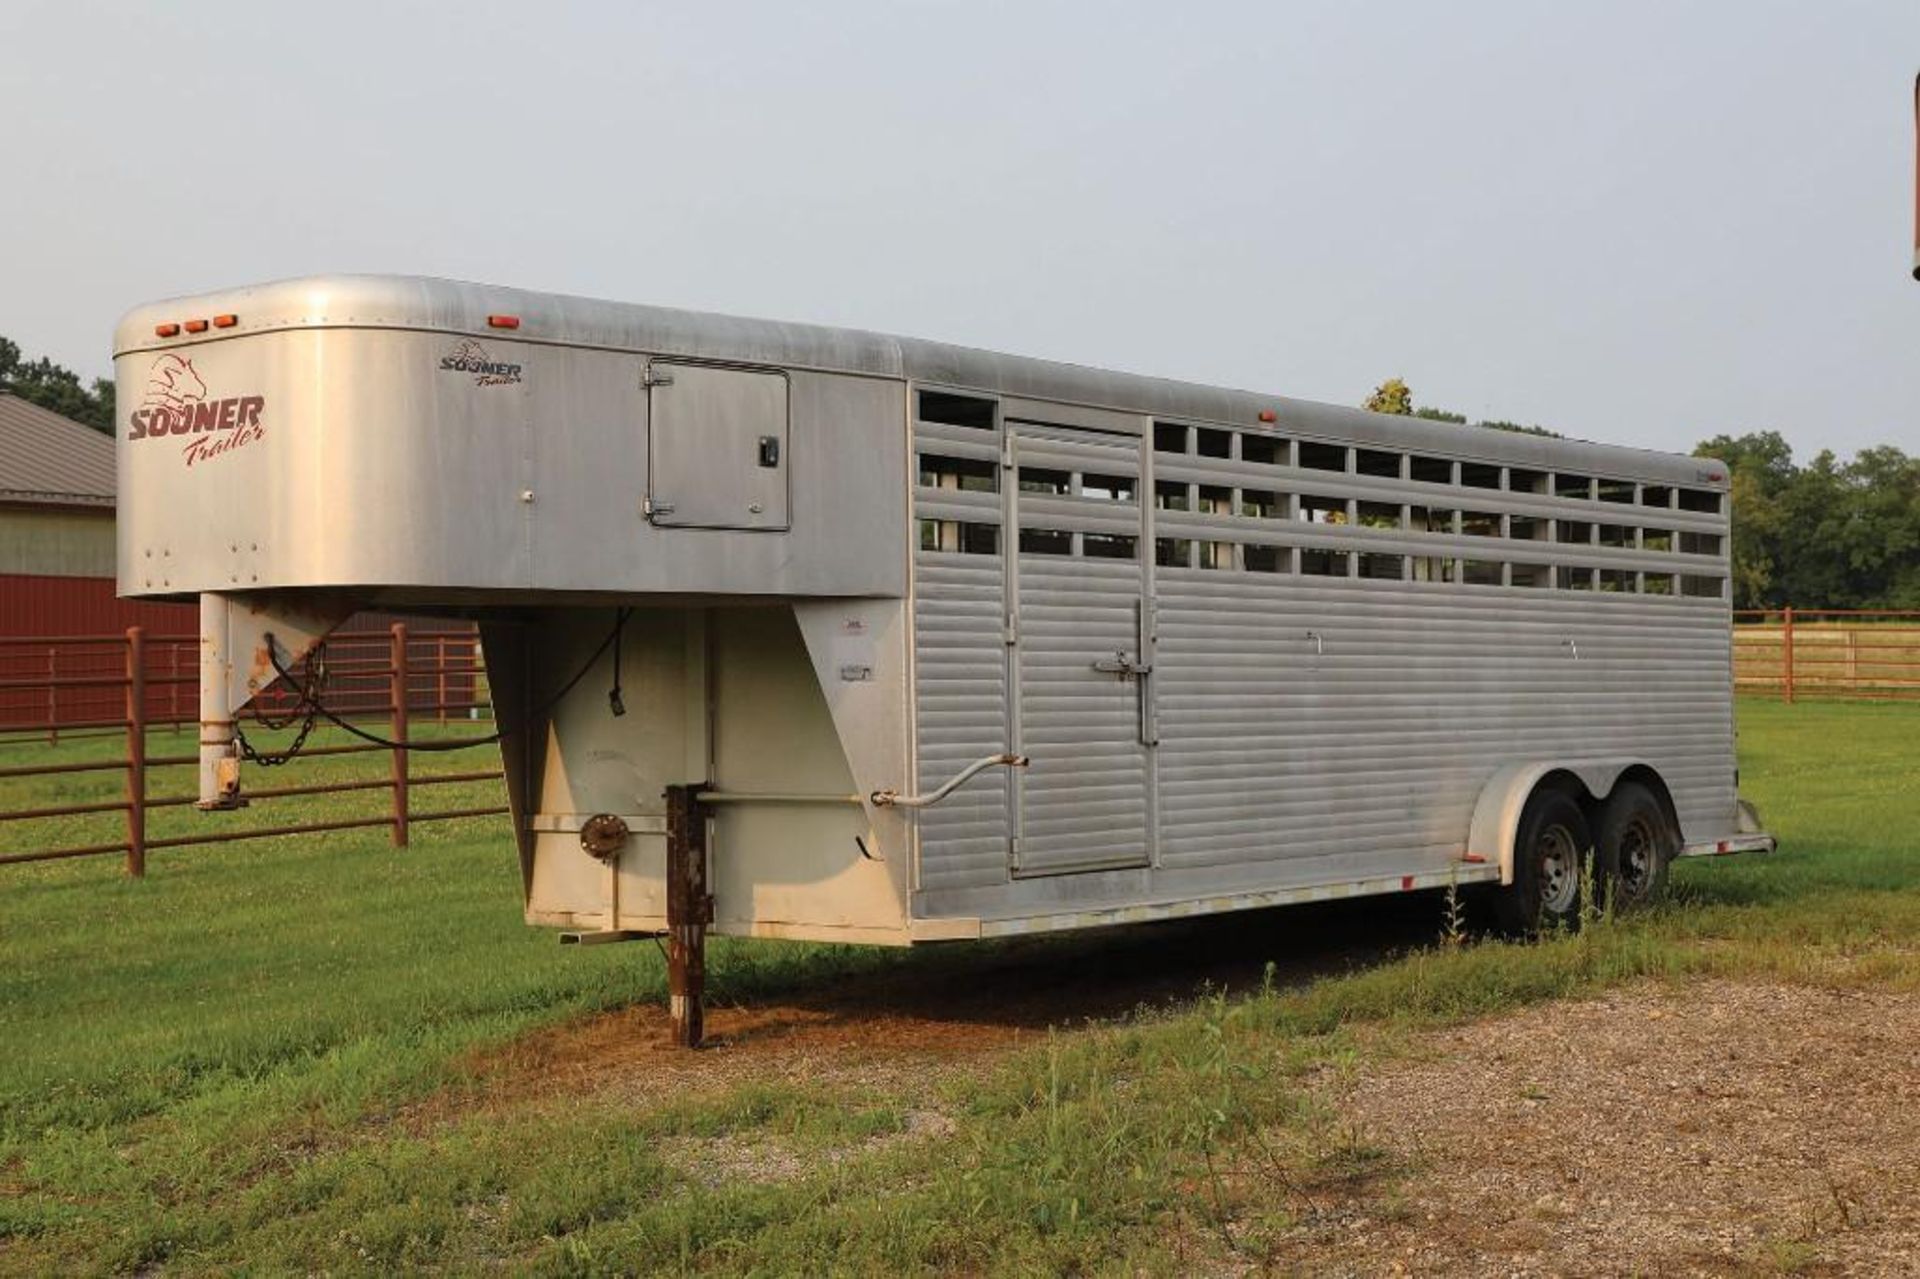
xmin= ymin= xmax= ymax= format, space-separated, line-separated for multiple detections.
xmin=439 ymin=339 xmax=522 ymax=387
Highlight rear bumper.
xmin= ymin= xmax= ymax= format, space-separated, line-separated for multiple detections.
xmin=1679 ymin=833 xmax=1777 ymax=859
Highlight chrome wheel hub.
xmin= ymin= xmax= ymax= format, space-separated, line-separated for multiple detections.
xmin=1539 ymin=824 xmax=1580 ymax=915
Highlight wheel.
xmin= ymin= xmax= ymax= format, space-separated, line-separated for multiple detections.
xmin=1596 ymin=781 xmax=1674 ymax=913
xmin=1495 ymin=787 xmax=1593 ymax=933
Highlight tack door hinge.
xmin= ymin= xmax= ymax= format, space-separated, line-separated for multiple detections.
xmin=643 ymin=370 xmax=674 ymax=388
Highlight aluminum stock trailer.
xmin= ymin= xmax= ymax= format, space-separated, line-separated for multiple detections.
xmin=115 ymin=276 xmax=1772 ymax=1043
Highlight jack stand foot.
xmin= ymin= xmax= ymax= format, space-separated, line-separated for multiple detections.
xmin=665 ymin=782 xmax=712 ymax=1048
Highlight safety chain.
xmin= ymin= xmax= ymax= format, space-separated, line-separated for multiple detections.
xmin=228 ymin=607 xmax=629 ymax=767
xmin=234 ymin=643 xmax=328 ymax=767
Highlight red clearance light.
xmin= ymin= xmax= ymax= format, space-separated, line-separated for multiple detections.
xmin=1257 ymin=409 xmax=1278 ymax=423
xmin=487 ymin=314 xmax=521 ymax=330
xmin=212 ymin=314 xmax=238 ymax=328
xmin=184 ymin=318 xmax=209 ymax=333
xmin=154 ymin=322 xmax=180 ymax=338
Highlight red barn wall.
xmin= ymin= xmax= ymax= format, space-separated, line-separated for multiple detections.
xmin=0 ymin=575 xmax=479 ymax=730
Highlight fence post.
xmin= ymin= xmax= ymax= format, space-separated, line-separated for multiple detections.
xmin=125 ymin=627 xmax=147 ymax=878
xmin=1781 ymin=606 xmax=1796 ymax=704
xmin=437 ymin=633 xmax=448 ymax=725
xmin=46 ymin=646 xmax=57 ymax=747
xmin=391 ymin=622 xmax=409 ymax=847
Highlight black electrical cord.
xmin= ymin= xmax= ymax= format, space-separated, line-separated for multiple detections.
xmin=608 ymin=608 xmax=628 ymax=717
xmin=526 ymin=606 xmax=631 ymax=723
xmin=253 ymin=607 xmax=634 ymax=756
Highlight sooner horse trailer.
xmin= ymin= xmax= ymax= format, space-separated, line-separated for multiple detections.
xmin=115 ymin=276 xmax=1772 ymax=1043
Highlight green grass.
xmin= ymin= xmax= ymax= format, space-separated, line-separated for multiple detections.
xmin=1 ymin=699 xmax=1917 ymax=1274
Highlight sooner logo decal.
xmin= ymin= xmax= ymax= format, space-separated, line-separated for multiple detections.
xmin=125 ymin=355 xmax=266 ymax=468
xmin=440 ymin=339 xmax=522 ymax=387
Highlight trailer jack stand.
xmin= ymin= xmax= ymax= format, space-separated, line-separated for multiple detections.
xmin=664 ymin=782 xmax=713 ymax=1048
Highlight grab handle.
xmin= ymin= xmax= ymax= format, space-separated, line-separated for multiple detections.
xmin=870 ymin=753 xmax=1028 ymax=809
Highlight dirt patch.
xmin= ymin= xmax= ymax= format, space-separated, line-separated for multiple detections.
xmin=435 ymin=894 xmax=1444 ymax=1120
xmin=467 ymin=996 xmax=1034 ymax=1104
xmin=1282 ymin=980 xmax=1920 ymax=1277
xmin=668 ymin=1109 xmax=958 ymax=1189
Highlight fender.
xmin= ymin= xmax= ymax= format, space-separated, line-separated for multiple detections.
xmin=1465 ymin=759 xmax=1654 ymax=886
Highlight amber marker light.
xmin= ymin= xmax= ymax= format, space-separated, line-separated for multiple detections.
xmin=1257 ymin=409 xmax=1277 ymax=423
xmin=213 ymin=314 xmax=238 ymax=328
xmin=184 ymin=319 xmax=209 ymax=333
xmin=154 ymin=323 xmax=180 ymax=337
xmin=487 ymin=314 xmax=521 ymax=329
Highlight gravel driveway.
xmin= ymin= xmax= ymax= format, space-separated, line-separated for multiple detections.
xmin=1283 ymin=979 xmax=1920 ymax=1277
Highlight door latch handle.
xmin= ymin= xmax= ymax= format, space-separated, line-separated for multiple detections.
xmin=1091 ymin=652 xmax=1152 ymax=678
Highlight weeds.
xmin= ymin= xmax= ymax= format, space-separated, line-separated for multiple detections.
xmin=1440 ymin=869 xmax=1468 ymax=949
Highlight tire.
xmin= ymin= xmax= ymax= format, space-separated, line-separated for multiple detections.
xmin=1495 ymin=787 xmax=1594 ymax=934
xmin=1596 ymin=780 xmax=1674 ymax=914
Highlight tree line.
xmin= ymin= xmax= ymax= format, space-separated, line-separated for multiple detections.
xmin=1367 ymin=379 xmax=1918 ymax=611
xmin=0 ymin=335 xmax=115 ymax=433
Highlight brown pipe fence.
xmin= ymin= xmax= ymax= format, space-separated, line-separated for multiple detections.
xmin=0 ymin=623 xmax=504 ymax=876
xmin=1734 ymin=609 xmax=1920 ymax=702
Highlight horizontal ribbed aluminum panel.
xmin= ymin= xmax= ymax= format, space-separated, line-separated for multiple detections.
xmin=1007 ymin=424 xmax=1152 ymax=875
xmin=911 ymin=554 xmax=1009 ymax=891
xmin=1151 ymin=571 xmax=1734 ymax=876
xmin=1012 ymin=556 xmax=1149 ymax=873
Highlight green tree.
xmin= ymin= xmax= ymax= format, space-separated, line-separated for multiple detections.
xmin=1695 ymin=433 xmax=1920 ymax=610
xmin=1364 ymin=377 xmax=1560 ymax=437
xmin=1475 ymin=419 xmax=1560 ymax=439
xmin=1836 ymin=446 xmax=1920 ymax=607
xmin=0 ymin=335 xmax=115 ymax=433
xmin=1363 ymin=377 xmax=1413 ymax=416
xmin=1696 ymin=431 xmax=1792 ymax=608
xmin=1696 ymin=430 xmax=1794 ymax=495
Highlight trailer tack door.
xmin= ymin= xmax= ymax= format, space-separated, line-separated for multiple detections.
xmin=1007 ymin=423 xmax=1153 ymax=876
xmin=645 ymin=361 xmax=790 ymax=531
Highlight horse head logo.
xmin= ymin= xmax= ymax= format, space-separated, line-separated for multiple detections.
xmin=141 ymin=354 xmax=208 ymax=419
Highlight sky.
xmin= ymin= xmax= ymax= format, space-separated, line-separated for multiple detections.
xmin=2 ymin=0 xmax=1915 ymax=460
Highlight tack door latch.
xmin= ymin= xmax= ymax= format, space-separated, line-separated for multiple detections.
xmin=1091 ymin=651 xmax=1152 ymax=681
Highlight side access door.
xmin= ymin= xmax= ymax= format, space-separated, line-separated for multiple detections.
xmin=1005 ymin=420 xmax=1156 ymax=876
xmin=644 ymin=360 xmax=790 ymax=531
